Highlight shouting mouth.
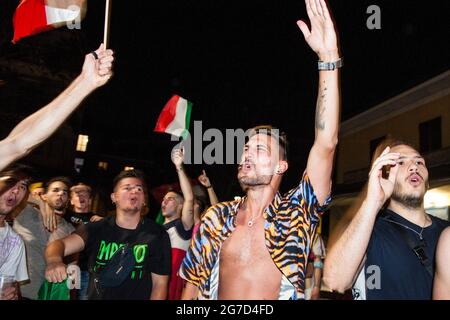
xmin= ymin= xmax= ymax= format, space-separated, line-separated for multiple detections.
xmin=6 ymin=196 xmax=17 ymax=207
xmin=239 ymin=161 xmax=254 ymax=173
xmin=407 ymin=173 xmax=423 ymax=187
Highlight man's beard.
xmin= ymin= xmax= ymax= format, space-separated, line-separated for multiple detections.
xmin=238 ymin=174 xmax=272 ymax=191
xmin=391 ymin=184 xmax=425 ymax=209
xmin=49 ymin=201 xmax=66 ymax=212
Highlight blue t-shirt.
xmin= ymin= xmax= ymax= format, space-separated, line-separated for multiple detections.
xmin=356 ymin=209 xmax=449 ymax=300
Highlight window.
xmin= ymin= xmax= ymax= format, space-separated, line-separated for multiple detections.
xmin=419 ymin=117 xmax=441 ymax=153
xmin=98 ymin=162 xmax=108 ymax=170
xmin=76 ymin=134 xmax=89 ymax=152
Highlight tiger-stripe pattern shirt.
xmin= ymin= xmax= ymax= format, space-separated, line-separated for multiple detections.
xmin=179 ymin=171 xmax=331 ymax=299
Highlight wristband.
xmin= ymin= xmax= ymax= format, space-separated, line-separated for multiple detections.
xmin=313 ymin=261 xmax=324 ymax=269
xmin=318 ymin=57 xmax=343 ymax=71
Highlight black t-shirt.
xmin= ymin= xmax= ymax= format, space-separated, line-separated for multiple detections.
xmin=74 ymin=215 xmax=171 ymax=300
xmin=64 ymin=211 xmax=96 ymax=271
xmin=362 ymin=209 xmax=449 ymax=300
xmin=65 ymin=211 xmax=95 ymax=226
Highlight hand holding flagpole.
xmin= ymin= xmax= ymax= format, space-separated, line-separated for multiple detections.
xmin=104 ymin=0 xmax=112 ymax=48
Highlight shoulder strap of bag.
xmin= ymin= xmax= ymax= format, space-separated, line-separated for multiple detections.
xmin=381 ymin=215 xmax=433 ymax=277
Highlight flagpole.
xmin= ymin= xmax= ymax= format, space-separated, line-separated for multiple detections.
xmin=103 ymin=0 xmax=112 ymax=48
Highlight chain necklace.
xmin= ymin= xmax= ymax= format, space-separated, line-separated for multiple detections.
xmin=247 ymin=213 xmax=263 ymax=227
xmin=382 ymin=218 xmax=427 ymax=240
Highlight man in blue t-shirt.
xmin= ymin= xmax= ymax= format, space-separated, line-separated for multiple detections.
xmin=325 ymin=140 xmax=449 ymax=299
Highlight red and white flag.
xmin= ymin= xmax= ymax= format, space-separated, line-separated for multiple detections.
xmin=154 ymin=95 xmax=193 ymax=139
xmin=13 ymin=0 xmax=87 ymax=43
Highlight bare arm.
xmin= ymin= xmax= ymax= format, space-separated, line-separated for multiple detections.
xmin=433 ymin=227 xmax=450 ymax=300
xmin=181 ymin=281 xmax=200 ymax=300
xmin=198 ymin=170 xmax=219 ymax=205
xmin=297 ymin=0 xmax=340 ymax=205
xmin=172 ymin=147 xmax=194 ymax=230
xmin=0 ymin=44 xmax=114 ymax=171
xmin=310 ymin=256 xmax=323 ymax=300
xmin=150 ymin=274 xmax=169 ymax=300
xmin=44 ymin=233 xmax=85 ymax=283
xmin=324 ymin=147 xmax=400 ymax=292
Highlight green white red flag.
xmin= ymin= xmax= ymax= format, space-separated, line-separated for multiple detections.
xmin=13 ymin=0 xmax=86 ymax=43
xmin=154 ymin=95 xmax=193 ymax=139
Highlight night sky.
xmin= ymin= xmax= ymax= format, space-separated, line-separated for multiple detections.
xmin=1 ymin=0 xmax=449 ymax=204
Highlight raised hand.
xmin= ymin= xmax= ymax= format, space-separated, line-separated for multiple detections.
xmin=171 ymin=147 xmax=185 ymax=168
xmin=367 ymin=147 xmax=400 ymax=206
xmin=81 ymin=43 xmax=114 ymax=89
xmin=297 ymin=0 xmax=339 ymax=60
xmin=198 ymin=170 xmax=212 ymax=188
xmin=38 ymin=196 xmax=57 ymax=232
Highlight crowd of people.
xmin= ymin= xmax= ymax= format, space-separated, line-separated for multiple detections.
xmin=0 ymin=0 xmax=449 ymax=300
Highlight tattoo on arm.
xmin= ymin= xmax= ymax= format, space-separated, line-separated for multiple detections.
xmin=315 ymin=83 xmax=327 ymax=131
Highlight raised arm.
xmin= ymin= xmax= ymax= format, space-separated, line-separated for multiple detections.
xmin=45 ymin=233 xmax=85 ymax=283
xmin=433 ymin=227 xmax=450 ymax=300
xmin=198 ymin=170 xmax=219 ymax=206
xmin=0 ymin=44 xmax=114 ymax=171
xmin=323 ymin=147 xmax=400 ymax=292
xmin=172 ymin=147 xmax=194 ymax=230
xmin=297 ymin=0 xmax=340 ymax=205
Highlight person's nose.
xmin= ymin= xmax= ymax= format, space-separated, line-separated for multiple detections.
xmin=242 ymin=149 xmax=254 ymax=163
xmin=408 ymin=161 xmax=418 ymax=173
xmin=130 ymin=187 xmax=138 ymax=194
xmin=10 ymin=185 xmax=20 ymax=195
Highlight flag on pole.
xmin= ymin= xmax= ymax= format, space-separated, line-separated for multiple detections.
xmin=154 ymin=95 xmax=193 ymax=140
xmin=13 ymin=0 xmax=87 ymax=43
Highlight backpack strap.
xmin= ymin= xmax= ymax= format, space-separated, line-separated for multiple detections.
xmin=381 ymin=213 xmax=433 ymax=277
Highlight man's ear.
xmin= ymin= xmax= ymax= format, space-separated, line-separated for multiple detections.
xmin=275 ymin=161 xmax=288 ymax=175
xmin=110 ymin=193 xmax=116 ymax=204
xmin=41 ymin=193 xmax=48 ymax=202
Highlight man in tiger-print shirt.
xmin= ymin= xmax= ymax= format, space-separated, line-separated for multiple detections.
xmin=180 ymin=0 xmax=341 ymax=300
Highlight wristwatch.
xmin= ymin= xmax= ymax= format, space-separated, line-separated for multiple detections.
xmin=318 ymin=57 xmax=343 ymax=71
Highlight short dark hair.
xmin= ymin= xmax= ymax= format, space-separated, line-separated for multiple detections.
xmin=44 ymin=177 xmax=73 ymax=193
xmin=388 ymin=139 xmax=418 ymax=152
xmin=247 ymin=125 xmax=288 ymax=161
xmin=165 ymin=189 xmax=184 ymax=205
xmin=372 ymin=137 xmax=419 ymax=163
xmin=113 ymin=169 xmax=147 ymax=191
xmin=0 ymin=163 xmax=34 ymax=189
xmin=70 ymin=183 xmax=92 ymax=198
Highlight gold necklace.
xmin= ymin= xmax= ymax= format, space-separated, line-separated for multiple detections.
xmin=247 ymin=213 xmax=262 ymax=227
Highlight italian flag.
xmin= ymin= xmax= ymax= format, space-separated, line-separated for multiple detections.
xmin=13 ymin=0 xmax=86 ymax=43
xmin=154 ymin=95 xmax=193 ymax=139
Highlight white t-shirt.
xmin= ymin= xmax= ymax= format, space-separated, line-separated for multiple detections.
xmin=0 ymin=222 xmax=28 ymax=282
